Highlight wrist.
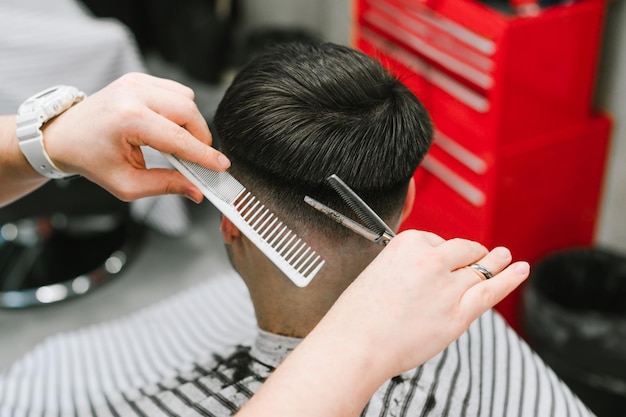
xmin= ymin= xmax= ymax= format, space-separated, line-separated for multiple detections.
xmin=1 ymin=116 xmax=33 ymax=176
xmin=15 ymin=85 xmax=86 ymax=179
xmin=250 ymin=320 xmax=385 ymax=417
xmin=307 ymin=297 xmax=393 ymax=390
xmin=40 ymin=113 xmax=76 ymax=175
xmin=317 ymin=301 xmax=396 ymax=386
xmin=0 ymin=115 xmax=48 ymax=207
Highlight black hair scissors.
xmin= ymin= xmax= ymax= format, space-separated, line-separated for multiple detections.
xmin=304 ymin=174 xmax=396 ymax=246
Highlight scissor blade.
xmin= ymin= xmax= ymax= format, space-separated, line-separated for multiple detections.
xmin=326 ymin=175 xmax=396 ymax=238
xmin=304 ymin=196 xmax=381 ymax=242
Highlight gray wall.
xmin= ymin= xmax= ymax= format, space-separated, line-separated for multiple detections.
xmin=238 ymin=0 xmax=351 ymax=44
xmin=595 ymin=0 xmax=626 ymax=253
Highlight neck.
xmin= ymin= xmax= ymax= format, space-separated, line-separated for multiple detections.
xmin=233 ymin=238 xmax=381 ymax=339
xmin=251 ymin=284 xmax=340 ymax=338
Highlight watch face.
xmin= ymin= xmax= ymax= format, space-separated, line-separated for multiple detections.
xmin=34 ymin=87 xmax=59 ymax=100
xmin=37 ymin=90 xmax=56 ymax=99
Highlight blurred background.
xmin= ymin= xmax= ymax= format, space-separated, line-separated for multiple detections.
xmin=1 ymin=0 xmax=625 ymax=415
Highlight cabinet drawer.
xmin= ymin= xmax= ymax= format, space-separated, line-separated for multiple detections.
xmin=401 ymin=115 xmax=611 ymax=257
xmin=354 ymin=0 xmax=607 ymax=148
xmin=403 ymin=163 xmax=491 ymax=241
xmin=361 ymin=0 xmax=497 ymax=91
xmin=356 ymin=31 xmax=495 ymax=154
xmin=401 ymin=128 xmax=494 ymax=240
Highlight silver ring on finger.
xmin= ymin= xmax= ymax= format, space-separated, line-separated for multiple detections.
xmin=469 ymin=263 xmax=494 ymax=280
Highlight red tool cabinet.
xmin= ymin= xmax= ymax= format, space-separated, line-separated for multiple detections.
xmin=352 ymin=0 xmax=611 ymax=333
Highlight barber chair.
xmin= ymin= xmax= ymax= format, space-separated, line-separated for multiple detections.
xmin=0 ymin=179 xmax=144 ymax=308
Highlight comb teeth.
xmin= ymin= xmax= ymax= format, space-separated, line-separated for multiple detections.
xmin=163 ymin=154 xmax=324 ymax=287
xmin=326 ymin=175 xmax=384 ymax=235
xmin=233 ymin=192 xmax=325 ymax=281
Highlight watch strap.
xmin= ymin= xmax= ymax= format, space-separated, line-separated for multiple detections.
xmin=17 ymin=133 xmax=71 ymax=179
xmin=16 ymin=86 xmax=86 ymax=179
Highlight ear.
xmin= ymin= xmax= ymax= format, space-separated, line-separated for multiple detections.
xmin=399 ymin=177 xmax=416 ymax=225
xmin=220 ymin=215 xmax=241 ymax=244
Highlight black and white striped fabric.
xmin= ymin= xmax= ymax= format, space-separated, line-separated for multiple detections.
xmin=110 ymin=314 xmax=593 ymax=417
xmin=0 ymin=271 xmax=258 ymax=417
xmin=0 ymin=270 xmax=595 ymax=417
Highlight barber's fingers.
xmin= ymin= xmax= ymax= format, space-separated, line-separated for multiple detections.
xmin=391 ymin=231 xmax=488 ymax=274
xmin=102 ymin=167 xmax=202 ymax=203
xmin=134 ymin=73 xmax=196 ymax=99
xmin=117 ymin=72 xmax=196 ymax=99
xmin=140 ymin=86 xmax=213 ymax=147
xmin=116 ymin=75 xmax=231 ymax=172
xmin=417 ymin=230 xmax=446 ymax=246
xmin=459 ymin=261 xmax=530 ymax=319
xmin=113 ymin=73 xmax=213 ymax=150
xmin=460 ymin=246 xmax=512 ymax=283
xmin=391 ymin=230 xmax=446 ymax=249
xmin=136 ymin=110 xmax=230 ymax=172
xmin=435 ymin=237 xmax=489 ymax=270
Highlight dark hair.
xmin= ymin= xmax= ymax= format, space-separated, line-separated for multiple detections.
xmin=214 ymin=42 xmax=433 ymax=237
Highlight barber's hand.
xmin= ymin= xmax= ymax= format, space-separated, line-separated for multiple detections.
xmin=241 ymin=230 xmax=530 ymax=417
xmin=323 ymin=230 xmax=530 ymax=381
xmin=43 ymin=73 xmax=230 ymax=203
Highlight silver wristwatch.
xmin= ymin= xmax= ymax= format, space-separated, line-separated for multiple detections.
xmin=16 ymin=85 xmax=86 ymax=179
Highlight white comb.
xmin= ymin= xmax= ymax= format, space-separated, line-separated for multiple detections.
xmin=163 ymin=154 xmax=325 ymax=287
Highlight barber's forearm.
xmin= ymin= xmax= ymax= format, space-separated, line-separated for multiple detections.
xmin=236 ymin=308 xmax=386 ymax=417
xmin=0 ymin=115 xmax=48 ymax=207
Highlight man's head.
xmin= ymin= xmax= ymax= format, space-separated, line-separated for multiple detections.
xmin=213 ymin=41 xmax=433 ymax=334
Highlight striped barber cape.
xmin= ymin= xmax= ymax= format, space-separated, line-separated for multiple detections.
xmin=0 ymin=268 xmax=595 ymax=417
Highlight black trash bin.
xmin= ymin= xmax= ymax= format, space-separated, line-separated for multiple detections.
xmin=523 ymin=247 xmax=626 ymax=417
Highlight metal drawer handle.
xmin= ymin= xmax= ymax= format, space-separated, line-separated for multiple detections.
xmin=434 ymin=131 xmax=488 ymax=174
xmin=361 ymin=29 xmax=490 ymax=113
xmin=421 ymin=155 xmax=486 ymax=207
xmin=363 ymin=10 xmax=494 ymax=89
xmin=364 ymin=0 xmax=496 ymax=55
